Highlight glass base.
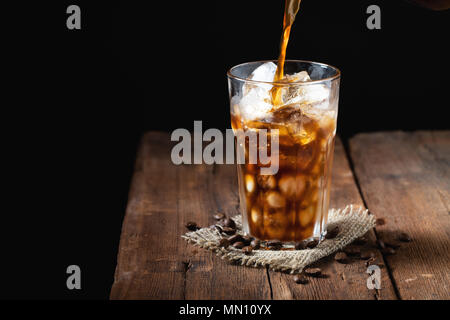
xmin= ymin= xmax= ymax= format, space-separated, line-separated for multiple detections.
xmin=247 ymin=230 xmax=327 ymax=249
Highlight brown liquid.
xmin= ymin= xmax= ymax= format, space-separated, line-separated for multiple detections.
xmin=231 ymin=107 xmax=336 ymax=242
xmin=231 ymin=0 xmax=336 ymax=242
xmin=271 ymin=0 xmax=302 ymax=105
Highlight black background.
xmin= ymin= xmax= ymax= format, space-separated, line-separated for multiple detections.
xmin=2 ymin=1 xmax=449 ymax=299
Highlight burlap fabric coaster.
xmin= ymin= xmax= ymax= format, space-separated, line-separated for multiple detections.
xmin=182 ymin=205 xmax=376 ymax=274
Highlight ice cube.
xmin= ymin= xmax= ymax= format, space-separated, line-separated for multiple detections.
xmin=266 ymin=191 xmax=286 ymax=208
xmin=299 ymin=206 xmax=315 ymax=227
xmin=282 ymin=83 xmax=330 ymax=108
xmin=257 ymin=175 xmax=277 ymax=189
xmin=242 ymin=62 xmax=277 ymax=96
xmin=251 ymin=206 xmax=262 ymax=224
xmin=284 ymin=71 xmax=310 ymax=82
xmin=238 ymin=86 xmax=273 ymax=121
xmin=279 ymin=175 xmax=306 ymax=198
xmin=236 ymin=63 xmax=278 ymax=121
xmin=245 ymin=174 xmax=255 ymax=193
xmin=247 ymin=62 xmax=277 ymax=86
xmin=263 ymin=208 xmax=290 ymax=239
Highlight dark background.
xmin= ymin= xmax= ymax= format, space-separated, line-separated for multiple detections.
xmin=2 ymin=1 xmax=449 ymax=299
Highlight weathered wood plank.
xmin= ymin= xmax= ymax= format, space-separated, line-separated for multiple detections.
xmin=111 ymin=131 xmax=400 ymax=299
xmin=110 ymin=132 xmax=185 ymax=299
xmin=350 ymin=131 xmax=450 ymax=300
xmin=110 ymin=132 xmax=271 ymax=299
xmin=269 ymin=138 xmax=397 ymax=300
xmin=180 ymin=162 xmax=272 ymax=299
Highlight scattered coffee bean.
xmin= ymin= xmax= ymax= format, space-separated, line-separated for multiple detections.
xmin=267 ymin=240 xmax=282 ymax=249
xmin=376 ymin=239 xmax=386 ymax=249
xmin=213 ymin=212 xmax=226 ymax=220
xmin=304 ymin=267 xmax=322 ymax=277
xmin=242 ymin=246 xmax=253 ymax=255
xmin=232 ymin=241 xmax=245 ymax=249
xmin=376 ymin=218 xmax=386 ymax=226
xmin=222 ymin=227 xmax=236 ymax=235
xmin=353 ymin=236 xmax=368 ymax=245
xmin=228 ymin=234 xmax=243 ymax=244
xmin=293 ymin=275 xmax=308 ymax=284
xmin=365 ymin=257 xmax=376 ymax=266
xmin=385 ymin=241 xmax=401 ymax=249
xmin=241 ymin=235 xmax=253 ymax=245
xmin=218 ymin=238 xmax=230 ymax=248
xmin=344 ymin=246 xmax=361 ymax=256
xmin=382 ymin=247 xmax=396 ymax=255
xmin=334 ymin=252 xmax=348 ymax=263
xmin=250 ymin=239 xmax=261 ymax=249
xmin=185 ymin=221 xmax=198 ymax=231
xmin=325 ymin=226 xmax=340 ymax=239
xmin=360 ymin=250 xmax=376 ymax=260
xmin=398 ymin=232 xmax=412 ymax=242
xmin=295 ymin=242 xmax=307 ymax=250
xmin=223 ymin=218 xmax=236 ymax=229
xmin=306 ymin=239 xmax=319 ymax=249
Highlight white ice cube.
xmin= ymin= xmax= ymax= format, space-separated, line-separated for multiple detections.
xmin=284 ymin=71 xmax=310 ymax=82
xmin=238 ymin=86 xmax=273 ymax=120
xmin=247 ymin=62 xmax=277 ymax=90
xmin=238 ymin=62 xmax=278 ymax=121
xmin=283 ymin=83 xmax=330 ymax=109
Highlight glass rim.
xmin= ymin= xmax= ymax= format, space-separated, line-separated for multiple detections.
xmin=227 ymin=59 xmax=341 ymax=86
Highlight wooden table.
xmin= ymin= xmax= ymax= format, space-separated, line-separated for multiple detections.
xmin=110 ymin=131 xmax=450 ymax=300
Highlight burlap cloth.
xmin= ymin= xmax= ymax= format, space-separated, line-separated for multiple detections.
xmin=182 ymin=205 xmax=375 ymax=274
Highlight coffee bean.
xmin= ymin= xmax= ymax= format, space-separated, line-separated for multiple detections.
xmin=228 ymin=234 xmax=243 ymax=244
xmin=232 ymin=241 xmax=245 ymax=249
xmin=242 ymin=246 xmax=253 ymax=255
xmin=353 ymin=236 xmax=368 ymax=245
xmin=222 ymin=227 xmax=236 ymax=235
xmin=398 ymin=232 xmax=412 ymax=242
xmin=376 ymin=239 xmax=386 ymax=249
xmin=267 ymin=240 xmax=283 ymax=250
xmin=325 ymin=226 xmax=340 ymax=239
xmin=304 ymin=268 xmax=322 ymax=277
xmin=295 ymin=242 xmax=307 ymax=250
xmin=218 ymin=238 xmax=230 ymax=248
xmin=344 ymin=246 xmax=361 ymax=256
xmin=250 ymin=239 xmax=261 ymax=249
xmin=360 ymin=250 xmax=376 ymax=260
xmin=241 ymin=235 xmax=252 ymax=245
xmin=376 ymin=218 xmax=386 ymax=226
xmin=382 ymin=247 xmax=396 ymax=255
xmin=213 ymin=212 xmax=226 ymax=220
xmin=306 ymin=239 xmax=319 ymax=249
xmin=223 ymin=218 xmax=236 ymax=229
xmin=185 ymin=221 xmax=198 ymax=231
xmin=334 ymin=252 xmax=348 ymax=263
xmin=267 ymin=240 xmax=282 ymax=249
xmin=293 ymin=275 xmax=308 ymax=284
xmin=365 ymin=257 xmax=376 ymax=266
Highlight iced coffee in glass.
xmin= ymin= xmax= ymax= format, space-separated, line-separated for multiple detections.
xmin=227 ymin=60 xmax=340 ymax=243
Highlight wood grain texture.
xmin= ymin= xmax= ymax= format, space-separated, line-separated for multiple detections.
xmin=269 ymin=138 xmax=397 ymax=300
xmin=110 ymin=131 xmax=406 ymax=299
xmin=110 ymin=132 xmax=271 ymax=299
xmin=350 ymin=131 xmax=450 ymax=300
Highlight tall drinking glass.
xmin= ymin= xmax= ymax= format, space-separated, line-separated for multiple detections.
xmin=227 ymin=60 xmax=340 ymax=243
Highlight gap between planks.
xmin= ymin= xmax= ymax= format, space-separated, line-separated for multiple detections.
xmin=341 ymin=138 xmax=402 ymax=300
